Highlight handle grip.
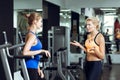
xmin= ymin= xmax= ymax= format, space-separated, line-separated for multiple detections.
xmin=3 ymin=31 xmax=8 ymax=44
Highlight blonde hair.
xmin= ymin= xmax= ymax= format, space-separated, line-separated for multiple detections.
xmin=86 ymin=17 xmax=100 ymax=30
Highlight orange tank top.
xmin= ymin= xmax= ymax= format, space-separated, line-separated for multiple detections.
xmin=115 ymin=28 xmax=120 ymax=39
xmin=85 ymin=33 xmax=100 ymax=53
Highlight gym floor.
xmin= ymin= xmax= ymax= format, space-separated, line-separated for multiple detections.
xmin=101 ymin=64 xmax=120 ymax=80
xmin=77 ymin=64 xmax=120 ymax=80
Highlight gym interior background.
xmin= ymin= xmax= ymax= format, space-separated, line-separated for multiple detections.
xmin=0 ymin=0 xmax=120 ymax=80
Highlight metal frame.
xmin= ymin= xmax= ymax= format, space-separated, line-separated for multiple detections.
xmin=0 ymin=44 xmax=12 ymax=80
xmin=47 ymin=26 xmax=75 ymax=80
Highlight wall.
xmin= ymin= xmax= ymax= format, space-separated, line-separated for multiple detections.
xmin=14 ymin=0 xmax=42 ymax=9
xmin=65 ymin=0 xmax=120 ymax=8
xmin=46 ymin=0 xmax=65 ymax=8
xmin=84 ymin=8 xmax=95 ymax=17
xmin=0 ymin=0 xmax=14 ymax=79
xmin=42 ymin=0 xmax=60 ymax=49
xmin=14 ymin=0 xmax=120 ymax=12
xmin=14 ymin=0 xmax=42 ymax=28
xmin=65 ymin=0 xmax=120 ymax=14
xmin=14 ymin=0 xmax=120 ymax=15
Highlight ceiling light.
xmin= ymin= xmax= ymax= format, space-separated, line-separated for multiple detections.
xmin=36 ymin=9 xmax=43 ymax=11
xmin=61 ymin=9 xmax=71 ymax=12
xmin=100 ymin=8 xmax=116 ymax=11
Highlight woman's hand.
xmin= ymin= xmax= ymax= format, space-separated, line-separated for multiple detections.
xmin=38 ymin=68 xmax=44 ymax=78
xmin=70 ymin=40 xmax=80 ymax=47
xmin=70 ymin=40 xmax=86 ymax=52
xmin=42 ymin=50 xmax=51 ymax=57
xmin=87 ymin=47 xmax=95 ymax=53
xmin=87 ymin=47 xmax=99 ymax=54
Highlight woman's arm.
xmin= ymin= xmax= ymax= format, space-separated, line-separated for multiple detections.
xmin=38 ymin=67 xmax=44 ymax=78
xmin=93 ymin=34 xmax=105 ymax=59
xmin=22 ymin=34 xmax=50 ymax=57
xmin=70 ymin=40 xmax=86 ymax=52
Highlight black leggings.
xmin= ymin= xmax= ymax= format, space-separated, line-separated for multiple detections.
xmin=116 ymin=39 xmax=120 ymax=51
xmin=27 ymin=68 xmax=43 ymax=80
xmin=84 ymin=61 xmax=102 ymax=80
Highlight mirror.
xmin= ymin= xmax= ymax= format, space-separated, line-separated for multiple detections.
xmin=60 ymin=7 xmax=120 ymax=54
xmin=60 ymin=9 xmax=81 ymax=53
xmin=79 ymin=7 xmax=120 ymax=54
xmin=14 ymin=0 xmax=43 ymax=43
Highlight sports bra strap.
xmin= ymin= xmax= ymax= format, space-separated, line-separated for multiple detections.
xmin=28 ymin=31 xmax=38 ymax=39
xmin=29 ymin=31 xmax=35 ymax=35
xmin=94 ymin=32 xmax=101 ymax=46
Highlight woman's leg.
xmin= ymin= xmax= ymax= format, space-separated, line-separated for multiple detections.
xmin=89 ymin=61 xmax=102 ymax=80
xmin=27 ymin=68 xmax=39 ymax=80
xmin=84 ymin=61 xmax=102 ymax=80
xmin=84 ymin=61 xmax=92 ymax=80
xmin=116 ymin=39 xmax=119 ymax=51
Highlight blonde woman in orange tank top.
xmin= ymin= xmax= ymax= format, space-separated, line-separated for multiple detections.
xmin=70 ymin=17 xmax=105 ymax=80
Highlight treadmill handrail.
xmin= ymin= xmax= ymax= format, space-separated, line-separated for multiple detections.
xmin=8 ymin=43 xmax=25 ymax=50
xmin=14 ymin=55 xmax=34 ymax=59
xmin=57 ymin=47 xmax=67 ymax=51
xmin=0 ymin=43 xmax=11 ymax=49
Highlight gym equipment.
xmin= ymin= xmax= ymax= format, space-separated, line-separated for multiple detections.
xmin=43 ymin=46 xmax=81 ymax=80
xmin=0 ymin=31 xmax=49 ymax=80
xmin=47 ymin=26 xmax=70 ymax=80
xmin=44 ymin=26 xmax=81 ymax=80
xmin=54 ymin=47 xmax=76 ymax=80
xmin=0 ymin=43 xmax=12 ymax=80
xmin=0 ymin=43 xmax=30 ymax=80
xmin=0 ymin=31 xmax=31 ymax=80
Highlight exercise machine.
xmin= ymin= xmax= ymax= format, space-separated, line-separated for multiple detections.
xmin=45 ymin=26 xmax=81 ymax=80
xmin=0 ymin=31 xmax=31 ymax=80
